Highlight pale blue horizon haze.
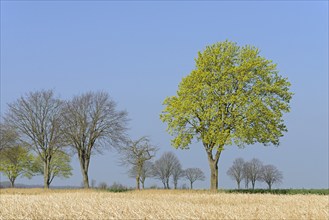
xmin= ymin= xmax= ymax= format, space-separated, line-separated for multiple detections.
xmin=0 ymin=1 xmax=328 ymax=189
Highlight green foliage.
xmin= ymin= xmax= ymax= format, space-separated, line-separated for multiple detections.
xmin=160 ymin=40 xmax=293 ymax=151
xmin=0 ymin=145 xmax=35 ymax=186
xmin=221 ymin=189 xmax=329 ymax=195
xmin=33 ymin=150 xmax=72 ymax=184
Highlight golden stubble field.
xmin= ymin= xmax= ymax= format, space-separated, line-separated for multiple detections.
xmin=0 ymin=188 xmax=328 ymax=220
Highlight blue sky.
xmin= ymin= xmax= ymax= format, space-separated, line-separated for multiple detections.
xmin=1 ymin=1 xmax=328 ymax=189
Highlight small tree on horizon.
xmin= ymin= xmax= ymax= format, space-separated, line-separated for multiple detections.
xmin=226 ymin=158 xmax=245 ymax=189
xmin=128 ymin=161 xmax=154 ymax=189
xmin=247 ymin=158 xmax=264 ymax=190
xmin=152 ymin=152 xmax=181 ymax=189
xmin=184 ymin=168 xmax=205 ymax=189
xmin=261 ymin=164 xmax=283 ymax=190
xmin=119 ymin=136 xmax=157 ymax=190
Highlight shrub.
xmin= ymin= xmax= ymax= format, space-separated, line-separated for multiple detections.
xmin=108 ymin=182 xmax=129 ymax=192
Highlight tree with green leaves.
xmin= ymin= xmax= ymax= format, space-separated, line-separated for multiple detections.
xmin=33 ymin=150 xmax=72 ymax=185
xmin=0 ymin=145 xmax=35 ymax=187
xmin=160 ymin=41 xmax=292 ymax=190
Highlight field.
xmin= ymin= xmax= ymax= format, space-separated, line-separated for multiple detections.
xmin=0 ymin=189 xmax=328 ymax=219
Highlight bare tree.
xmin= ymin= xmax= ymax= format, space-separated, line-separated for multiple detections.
xmin=152 ymin=152 xmax=181 ymax=189
xmin=226 ymin=158 xmax=245 ymax=189
xmin=247 ymin=158 xmax=263 ymax=190
xmin=172 ymin=162 xmax=184 ymax=189
xmin=184 ymin=168 xmax=205 ymax=189
xmin=5 ymin=90 xmax=65 ymax=188
xmin=62 ymin=91 xmax=128 ymax=188
xmin=243 ymin=162 xmax=251 ymax=189
xmin=120 ymin=136 xmax=157 ymax=189
xmin=152 ymin=158 xmax=167 ymax=189
xmin=128 ymin=161 xmax=153 ymax=189
xmin=261 ymin=164 xmax=283 ymax=190
xmin=0 ymin=122 xmax=18 ymax=151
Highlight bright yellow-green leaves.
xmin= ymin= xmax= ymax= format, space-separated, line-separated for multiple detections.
xmin=0 ymin=146 xmax=35 ymax=183
xmin=160 ymin=41 xmax=293 ymax=152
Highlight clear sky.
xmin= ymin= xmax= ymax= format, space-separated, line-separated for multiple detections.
xmin=1 ymin=1 xmax=328 ymax=189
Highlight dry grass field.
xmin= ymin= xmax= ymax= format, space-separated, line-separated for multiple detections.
xmin=0 ymin=188 xmax=328 ymax=219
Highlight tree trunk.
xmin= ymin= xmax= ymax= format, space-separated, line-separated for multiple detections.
xmin=44 ymin=156 xmax=51 ymax=189
xmin=10 ymin=177 xmax=16 ymax=188
xmin=206 ymin=146 xmax=222 ymax=191
xmin=237 ymin=181 xmax=240 ymax=190
xmin=269 ymin=183 xmax=272 ymax=190
xmin=190 ymin=181 xmax=193 ymax=189
xmin=208 ymin=158 xmax=218 ymax=191
xmin=141 ymin=179 xmax=145 ymax=189
xmin=174 ymin=181 xmax=177 ymax=189
xmin=79 ymin=155 xmax=90 ymax=189
xmin=252 ymin=181 xmax=255 ymax=190
xmin=136 ymin=176 xmax=140 ymax=190
xmin=166 ymin=179 xmax=170 ymax=189
xmin=162 ymin=181 xmax=166 ymax=189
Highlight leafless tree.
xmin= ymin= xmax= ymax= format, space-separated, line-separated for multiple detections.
xmin=226 ymin=158 xmax=245 ymax=189
xmin=62 ymin=91 xmax=128 ymax=188
xmin=152 ymin=152 xmax=181 ymax=189
xmin=172 ymin=162 xmax=184 ymax=189
xmin=247 ymin=158 xmax=264 ymax=190
xmin=243 ymin=162 xmax=251 ymax=189
xmin=120 ymin=136 xmax=157 ymax=189
xmin=0 ymin=122 xmax=18 ymax=151
xmin=128 ymin=161 xmax=153 ymax=189
xmin=5 ymin=90 xmax=65 ymax=188
xmin=261 ymin=164 xmax=283 ymax=190
xmin=184 ymin=168 xmax=205 ymax=189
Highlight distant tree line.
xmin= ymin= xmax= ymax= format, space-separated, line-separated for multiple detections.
xmin=119 ymin=141 xmax=205 ymax=189
xmin=226 ymin=158 xmax=283 ymax=190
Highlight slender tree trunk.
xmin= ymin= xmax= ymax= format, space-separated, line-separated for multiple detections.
xmin=166 ymin=179 xmax=170 ymax=189
xmin=136 ymin=176 xmax=140 ymax=190
xmin=237 ymin=181 xmax=240 ymax=190
xmin=174 ymin=181 xmax=177 ymax=189
xmin=141 ymin=179 xmax=145 ymax=189
xmin=252 ymin=181 xmax=255 ymax=190
xmin=162 ymin=181 xmax=166 ymax=189
xmin=190 ymin=181 xmax=193 ymax=189
xmin=269 ymin=183 xmax=272 ymax=190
